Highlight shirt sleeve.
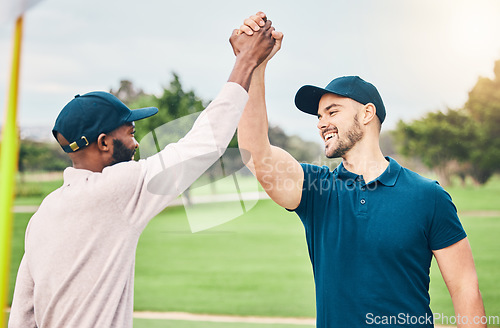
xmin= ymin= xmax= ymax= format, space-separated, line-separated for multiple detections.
xmin=8 ymin=256 xmax=36 ymax=328
xmin=112 ymin=82 xmax=249 ymax=228
xmin=428 ymin=182 xmax=467 ymax=250
xmin=291 ymin=163 xmax=331 ymax=226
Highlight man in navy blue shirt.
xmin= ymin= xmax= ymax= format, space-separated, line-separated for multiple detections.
xmin=236 ymin=12 xmax=486 ymax=328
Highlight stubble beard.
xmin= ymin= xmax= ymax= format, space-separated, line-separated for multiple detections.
xmin=325 ymin=114 xmax=364 ymax=159
xmin=110 ymin=139 xmax=136 ymax=165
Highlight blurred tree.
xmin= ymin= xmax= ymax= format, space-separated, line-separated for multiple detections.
xmin=394 ymin=109 xmax=478 ymax=185
xmin=125 ymin=73 xmax=208 ymax=145
xmin=268 ymin=126 xmax=322 ymax=163
xmin=462 ymin=59 xmax=500 ymax=184
xmin=18 ymin=140 xmax=71 ymax=175
xmin=394 ymin=59 xmax=500 ymax=185
xmin=110 ymin=80 xmax=145 ymax=106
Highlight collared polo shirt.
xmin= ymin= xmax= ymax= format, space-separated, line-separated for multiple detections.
xmin=292 ymin=157 xmax=466 ymax=328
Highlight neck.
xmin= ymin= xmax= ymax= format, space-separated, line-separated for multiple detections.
xmin=69 ymin=148 xmax=108 ymax=173
xmin=341 ymin=141 xmax=388 ymax=183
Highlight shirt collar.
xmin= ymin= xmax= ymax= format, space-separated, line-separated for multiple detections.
xmin=334 ymin=161 xmax=358 ymax=181
xmin=334 ymin=156 xmax=401 ymax=187
xmin=375 ymin=157 xmax=401 ymax=187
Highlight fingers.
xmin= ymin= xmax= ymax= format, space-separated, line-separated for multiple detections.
xmin=256 ymin=11 xmax=267 ymax=20
xmin=262 ymin=19 xmax=273 ymax=31
xmin=271 ymin=30 xmax=284 ymax=40
xmin=251 ymin=13 xmax=266 ymax=27
xmin=240 ymin=12 xmax=267 ymax=35
xmin=241 ymin=17 xmax=263 ymax=35
xmin=239 ymin=24 xmax=254 ymax=36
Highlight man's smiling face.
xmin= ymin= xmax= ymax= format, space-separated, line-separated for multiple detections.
xmin=316 ymin=93 xmax=364 ymax=159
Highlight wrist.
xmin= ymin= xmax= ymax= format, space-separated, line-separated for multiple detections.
xmin=254 ymin=63 xmax=267 ymax=75
xmin=228 ymin=54 xmax=259 ymax=91
xmin=235 ymin=52 xmax=259 ymax=70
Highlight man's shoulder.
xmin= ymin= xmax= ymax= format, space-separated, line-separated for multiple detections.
xmin=300 ymin=162 xmax=335 ymax=178
xmin=60 ymin=161 xmax=144 ymax=194
xmin=101 ymin=160 xmax=142 ymax=176
xmin=398 ymin=165 xmax=439 ymax=190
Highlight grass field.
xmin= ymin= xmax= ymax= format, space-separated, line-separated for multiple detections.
xmin=7 ymin=173 xmax=500 ymax=327
xmin=133 ymin=201 xmax=315 ymax=317
xmin=446 ymin=175 xmax=500 ymax=212
xmin=133 ymin=319 xmax=314 ymax=328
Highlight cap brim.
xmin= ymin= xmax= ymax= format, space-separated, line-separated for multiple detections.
xmin=127 ymin=107 xmax=159 ymax=122
xmin=294 ymin=85 xmax=332 ymax=116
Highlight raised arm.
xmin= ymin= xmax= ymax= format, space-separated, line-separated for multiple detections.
xmin=236 ymin=12 xmax=303 ymax=210
xmin=116 ymin=19 xmax=277 ymax=226
xmin=433 ymin=238 xmax=486 ymax=328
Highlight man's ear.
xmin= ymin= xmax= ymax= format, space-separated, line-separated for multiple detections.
xmin=97 ymin=133 xmax=111 ymax=152
xmin=362 ymin=103 xmax=377 ymax=125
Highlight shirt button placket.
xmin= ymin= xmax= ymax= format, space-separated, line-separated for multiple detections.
xmin=357 ymin=176 xmax=368 ymax=217
xmin=359 ymin=195 xmax=368 ymax=216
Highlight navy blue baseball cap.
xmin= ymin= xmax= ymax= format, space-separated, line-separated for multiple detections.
xmin=53 ymin=91 xmax=158 ymax=153
xmin=294 ymin=76 xmax=386 ymax=124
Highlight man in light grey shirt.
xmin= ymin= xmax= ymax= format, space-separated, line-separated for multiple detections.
xmin=9 ymin=19 xmax=280 ymax=328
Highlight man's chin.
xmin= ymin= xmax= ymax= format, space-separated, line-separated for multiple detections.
xmin=325 ymin=153 xmax=341 ymax=159
xmin=324 ymin=147 xmax=341 ymax=159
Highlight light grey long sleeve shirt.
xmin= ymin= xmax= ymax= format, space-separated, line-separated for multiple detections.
xmin=9 ymin=82 xmax=248 ymax=328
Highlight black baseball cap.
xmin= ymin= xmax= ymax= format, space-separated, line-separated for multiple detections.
xmin=53 ymin=91 xmax=158 ymax=153
xmin=294 ymin=76 xmax=386 ymax=123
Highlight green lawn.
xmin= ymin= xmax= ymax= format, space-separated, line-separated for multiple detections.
xmin=133 ymin=319 xmax=314 ymax=328
xmin=447 ymin=175 xmax=500 ymax=212
xmin=7 ymin=173 xmax=500 ymax=327
xmin=134 ymin=201 xmax=315 ymax=317
xmin=13 ymin=177 xmax=63 ymax=205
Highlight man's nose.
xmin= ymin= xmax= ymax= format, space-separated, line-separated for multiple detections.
xmin=317 ymin=117 xmax=327 ymax=130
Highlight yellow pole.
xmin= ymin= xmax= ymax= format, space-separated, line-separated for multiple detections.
xmin=0 ymin=15 xmax=24 ymax=327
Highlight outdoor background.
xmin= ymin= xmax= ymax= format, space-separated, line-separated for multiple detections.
xmin=2 ymin=0 xmax=500 ymax=327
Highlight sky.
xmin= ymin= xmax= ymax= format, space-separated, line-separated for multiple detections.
xmin=1 ymin=0 xmax=500 ymax=143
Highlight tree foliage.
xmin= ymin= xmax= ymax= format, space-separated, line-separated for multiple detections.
xmin=395 ymin=109 xmax=477 ymax=185
xmin=462 ymin=60 xmax=500 ymax=184
xmin=112 ymin=73 xmax=207 ymax=143
xmin=395 ymin=59 xmax=500 ymax=185
xmin=268 ymin=126 xmax=322 ymax=163
xmin=18 ymin=140 xmax=71 ymax=173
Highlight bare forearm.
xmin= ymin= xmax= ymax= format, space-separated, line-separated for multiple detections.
xmin=237 ymin=64 xmax=272 ymax=161
xmin=227 ymin=54 xmax=258 ymax=92
xmin=236 ymin=61 xmax=303 ymax=209
xmin=435 ymin=239 xmax=487 ymax=328
xmin=452 ymin=288 xmax=487 ymax=327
